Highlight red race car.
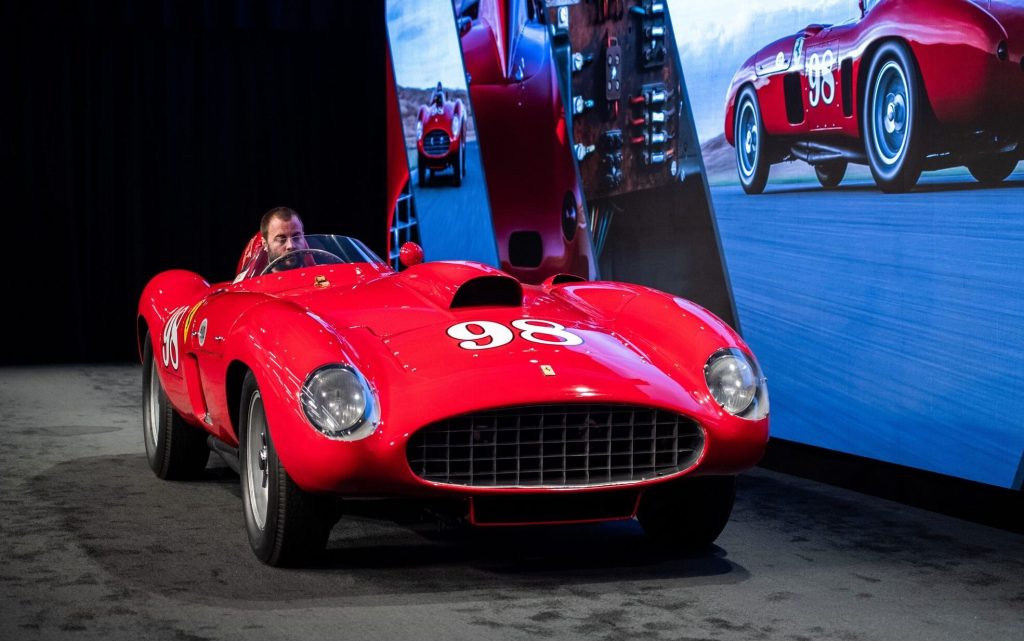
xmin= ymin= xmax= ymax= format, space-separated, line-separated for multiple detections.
xmin=724 ymin=0 xmax=1024 ymax=193
xmin=138 ymin=235 xmax=769 ymax=566
xmin=458 ymin=0 xmax=596 ymax=282
xmin=417 ymin=82 xmax=467 ymax=187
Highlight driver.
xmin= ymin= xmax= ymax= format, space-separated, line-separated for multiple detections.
xmin=431 ymin=81 xmax=444 ymax=108
xmin=260 ymin=206 xmax=308 ymax=272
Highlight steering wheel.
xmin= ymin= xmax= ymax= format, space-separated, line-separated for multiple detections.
xmin=260 ymin=249 xmax=343 ymax=276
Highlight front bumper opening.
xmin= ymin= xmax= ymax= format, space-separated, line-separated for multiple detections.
xmin=469 ymin=489 xmax=641 ymax=526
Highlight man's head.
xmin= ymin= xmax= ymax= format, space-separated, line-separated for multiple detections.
xmin=260 ymin=206 xmax=307 ymax=266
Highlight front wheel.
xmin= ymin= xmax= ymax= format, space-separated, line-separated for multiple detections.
xmin=967 ymin=154 xmax=1018 ymax=185
xmin=142 ymin=332 xmax=209 ymax=480
xmin=815 ymin=161 xmax=847 ymax=189
xmin=864 ymin=41 xmax=924 ymax=193
xmin=451 ymin=146 xmax=463 ymax=187
xmin=734 ymin=86 xmax=770 ymax=195
xmin=638 ymin=476 xmax=736 ymax=552
xmin=417 ymin=154 xmax=427 ymax=187
xmin=238 ymin=372 xmax=334 ymax=566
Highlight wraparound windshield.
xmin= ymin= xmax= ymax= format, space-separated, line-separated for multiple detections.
xmin=237 ymin=235 xmax=385 ymax=281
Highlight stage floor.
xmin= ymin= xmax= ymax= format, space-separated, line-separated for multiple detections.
xmin=2 ymin=365 xmax=1021 ymax=641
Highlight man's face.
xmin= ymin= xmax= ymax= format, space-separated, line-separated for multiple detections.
xmin=263 ymin=216 xmax=307 ymax=266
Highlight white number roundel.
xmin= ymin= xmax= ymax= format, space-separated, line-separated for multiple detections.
xmin=446 ymin=321 xmax=515 ymax=350
xmin=510 ymin=319 xmax=583 ymax=346
xmin=447 ymin=319 xmax=583 ymax=350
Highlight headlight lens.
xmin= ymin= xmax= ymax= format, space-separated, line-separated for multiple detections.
xmin=451 ymin=115 xmax=461 ymax=138
xmin=416 ymin=121 xmax=423 ymax=140
xmin=300 ymin=365 xmax=379 ymax=440
xmin=704 ymin=348 xmax=769 ymax=420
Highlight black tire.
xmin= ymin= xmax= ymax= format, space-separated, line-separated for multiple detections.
xmin=417 ymin=154 xmax=427 ymax=186
xmin=238 ymin=371 xmax=334 ymax=566
xmin=863 ymin=41 xmax=924 ymax=193
xmin=141 ymin=332 xmax=210 ymax=480
xmin=461 ymin=137 xmax=468 ymax=177
xmin=967 ymin=154 xmax=1018 ymax=185
xmin=638 ymin=476 xmax=737 ymax=552
xmin=815 ymin=161 xmax=847 ymax=189
xmin=451 ymin=146 xmax=463 ymax=187
xmin=734 ymin=85 xmax=770 ymax=195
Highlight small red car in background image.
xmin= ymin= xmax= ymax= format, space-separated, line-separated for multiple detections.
xmin=725 ymin=0 xmax=1024 ymax=194
xmin=417 ymin=82 xmax=468 ymax=186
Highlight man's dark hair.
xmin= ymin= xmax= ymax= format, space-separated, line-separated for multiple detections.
xmin=260 ymin=206 xmax=300 ymax=239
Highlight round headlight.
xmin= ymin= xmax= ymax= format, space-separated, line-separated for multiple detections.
xmin=416 ymin=121 xmax=423 ymax=141
xmin=704 ymin=348 xmax=769 ymax=420
xmin=300 ymin=365 xmax=378 ymax=440
xmin=451 ymin=115 xmax=461 ymax=138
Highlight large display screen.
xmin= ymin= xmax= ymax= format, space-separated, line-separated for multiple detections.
xmin=670 ymin=0 xmax=1024 ymax=489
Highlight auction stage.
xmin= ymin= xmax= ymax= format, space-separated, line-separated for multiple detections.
xmin=1 ymin=366 xmax=1021 ymax=641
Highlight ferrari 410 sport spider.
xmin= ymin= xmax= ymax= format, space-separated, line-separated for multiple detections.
xmin=417 ymin=83 xmax=467 ymax=187
xmin=725 ymin=0 xmax=1024 ymax=193
xmin=138 ymin=235 xmax=769 ymax=566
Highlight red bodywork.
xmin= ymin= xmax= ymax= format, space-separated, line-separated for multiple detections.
xmin=137 ymin=243 xmax=768 ymax=524
xmin=417 ymin=94 xmax=466 ymax=174
xmin=459 ymin=0 xmax=597 ymax=283
xmin=724 ymin=0 xmax=1024 ymax=160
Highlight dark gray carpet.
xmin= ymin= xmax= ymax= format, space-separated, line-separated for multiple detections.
xmin=2 ymin=366 xmax=1021 ymax=640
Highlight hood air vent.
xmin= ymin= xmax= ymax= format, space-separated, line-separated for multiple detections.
xmin=450 ymin=276 xmax=523 ymax=308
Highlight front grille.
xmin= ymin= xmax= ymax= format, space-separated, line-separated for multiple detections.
xmin=423 ymin=130 xmax=451 ymax=156
xmin=407 ymin=404 xmax=705 ymax=488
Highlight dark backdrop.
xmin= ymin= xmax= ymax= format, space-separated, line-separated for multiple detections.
xmin=2 ymin=1 xmax=386 ymax=365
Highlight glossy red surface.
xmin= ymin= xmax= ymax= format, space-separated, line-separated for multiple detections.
xmin=724 ymin=0 xmax=1024 ymax=145
xmin=138 ymin=251 xmax=769 ymax=506
xmin=416 ymin=99 xmax=464 ymax=168
xmin=460 ymin=0 xmax=596 ymax=283
xmin=398 ymin=241 xmax=424 ymax=267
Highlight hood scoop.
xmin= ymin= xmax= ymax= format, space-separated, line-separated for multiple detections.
xmin=450 ymin=275 xmax=523 ymax=309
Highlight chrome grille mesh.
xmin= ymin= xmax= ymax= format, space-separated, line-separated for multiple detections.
xmin=407 ymin=404 xmax=704 ymax=488
xmin=423 ymin=130 xmax=451 ymax=156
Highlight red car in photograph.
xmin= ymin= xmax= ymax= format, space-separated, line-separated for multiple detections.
xmin=457 ymin=0 xmax=597 ymax=282
xmin=417 ymin=82 xmax=467 ymax=187
xmin=137 ymin=235 xmax=769 ymax=566
xmin=724 ymin=0 xmax=1024 ymax=193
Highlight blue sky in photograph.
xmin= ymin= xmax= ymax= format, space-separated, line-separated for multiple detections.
xmin=668 ymin=0 xmax=862 ymax=143
xmin=386 ymin=0 xmax=468 ymax=91
xmin=385 ymin=0 xmax=864 ymax=140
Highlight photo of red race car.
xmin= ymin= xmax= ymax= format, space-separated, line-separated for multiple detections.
xmin=724 ymin=0 xmax=1024 ymax=194
xmin=138 ymin=234 xmax=769 ymax=566
xmin=457 ymin=0 xmax=597 ymax=282
xmin=417 ymin=82 xmax=468 ymax=186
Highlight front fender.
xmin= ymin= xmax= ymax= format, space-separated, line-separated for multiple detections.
xmin=723 ymin=55 xmax=757 ymax=147
xmin=221 ymin=300 xmax=386 ymax=488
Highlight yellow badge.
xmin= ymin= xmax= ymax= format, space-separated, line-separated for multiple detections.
xmin=541 ymin=365 xmax=556 ymax=376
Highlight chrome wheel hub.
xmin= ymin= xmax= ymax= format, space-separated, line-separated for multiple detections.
xmin=884 ymin=93 xmax=905 ymax=135
xmin=737 ymin=99 xmax=759 ymax=176
xmin=872 ymin=60 xmax=910 ymax=166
